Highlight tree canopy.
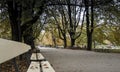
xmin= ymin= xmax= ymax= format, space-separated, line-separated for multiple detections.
xmin=0 ymin=0 xmax=120 ymax=50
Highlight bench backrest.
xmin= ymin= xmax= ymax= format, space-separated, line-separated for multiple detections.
xmin=0 ymin=38 xmax=30 ymax=64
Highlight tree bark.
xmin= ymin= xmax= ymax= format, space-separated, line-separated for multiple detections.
xmin=63 ymin=34 xmax=67 ymax=48
xmin=23 ymin=34 xmax=35 ymax=49
xmin=21 ymin=0 xmax=47 ymax=49
xmin=87 ymin=33 xmax=92 ymax=50
xmin=84 ymin=0 xmax=94 ymax=50
xmin=51 ymin=32 xmax=57 ymax=47
xmin=70 ymin=38 xmax=75 ymax=47
xmin=22 ymin=24 xmax=35 ymax=49
xmin=7 ymin=1 xmax=22 ymax=42
xmin=85 ymin=0 xmax=91 ymax=50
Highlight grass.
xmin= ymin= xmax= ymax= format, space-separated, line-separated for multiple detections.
xmin=93 ymin=45 xmax=120 ymax=53
xmin=93 ymin=48 xmax=120 ymax=53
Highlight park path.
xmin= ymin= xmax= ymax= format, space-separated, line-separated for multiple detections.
xmin=39 ymin=47 xmax=120 ymax=72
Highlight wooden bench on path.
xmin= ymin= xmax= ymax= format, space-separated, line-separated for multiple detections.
xmin=0 ymin=38 xmax=55 ymax=72
xmin=27 ymin=51 xmax=55 ymax=72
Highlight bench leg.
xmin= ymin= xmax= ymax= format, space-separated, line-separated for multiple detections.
xmin=12 ymin=58 xmax=19 ymax=72
xmin=0 ymin=64 xmax=1 ymax=72
xmin=26 ymin=52 xmax=31 ymax=67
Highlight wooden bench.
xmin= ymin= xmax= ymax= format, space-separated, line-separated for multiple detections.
xmin=0 ymin=38 xmax=31 ymax=72
xmin=30 ymin=53 xmax=45 ymax=61
xmin=27 ymin=61 xmax=40 ymax=72
xmin=41 ymin=61 xmax=55 ymax=72
xmin=0 ymin=38 xmax=55 ymax=72
xmin=27 ymin=52 xmax=55 ymax=72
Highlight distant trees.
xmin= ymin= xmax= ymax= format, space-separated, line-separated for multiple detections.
xmin=47 ymin=5 xmax=68 ymax=48
xmin=0 ymin=0 xmax=120 ymax=50
xmin=0 ymin=18 xmax=11 ymax=39
xmin=0 ymin=2 xmax=11 ymax=39
xmin=67 ymin=0 xmax=85 ymax=47
xmin=93 ymin=24 xmax=120 ymax=46
xmin=107 ymin=26 xmax=120 ymax=46
xmin=83 ymin=0 xmax=120 ymax=50
xmin=46 ymin=0 xmax=85 ymax=48
xmin=93 ymin=0 xmax=120 ymax=47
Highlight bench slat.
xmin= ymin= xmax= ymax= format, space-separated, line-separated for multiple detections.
xmin=30 ymin=53 xmax=45 ymax=61
xmin=41 ymin=61 xmax=55 ymax=72
xmin=0 ymin=38 xmax=30 ymax=64
xmin=27 ymin=62 xmax=40 ymax=72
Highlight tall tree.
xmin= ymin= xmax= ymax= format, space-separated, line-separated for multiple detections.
xmin=67 ymin=0 xmax=85 ymax=47
xmin=4 ymin=0 xmax=47 ymax=49
xmin=21 ymin=0 xmax=47 ymax=49
xmin=47 ymin=0 xmax=85 ymax=47
xmin=46 ymin=5 xmax=68 ymax=48
xmin=84 ymin=0 xmax=94 ymax=50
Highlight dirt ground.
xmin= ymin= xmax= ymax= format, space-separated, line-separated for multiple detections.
xmin=39 ymin=47 xmax=120 ymax=72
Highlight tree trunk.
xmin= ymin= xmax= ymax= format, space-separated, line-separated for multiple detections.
xmin=71 ymin=38 xmax=75 ymax=47
xmin=63 ymin=35 xmax=67 ymax=48
xmin=87 ymin=33 xmax=92 ymax=50
xmin=67 ymin=0 xmax=75 ymax=48
xmin=84 ymin=0 xmax=94 ymax=51
xmin=51 ymin=31 xmax=57 ymax=47
xmin=23 ymin=34 xmax=35 ymax=49
xmin=10 ymin=23 xmax=22 ymax=41
xmin=22 ymin=24 xmax=35 ymax=49
xmin=52 ymin=36 xmax=56 ymax=47
xmin=7 ymin=1 xmax=22 ymax=42
xmin=87 ymin=0 xmax=94 ymax=50
xmin=94 ymin=41 xmax=96 ymax=49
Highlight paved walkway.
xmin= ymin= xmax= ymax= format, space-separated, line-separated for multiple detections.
xmin=39 ymin=47 xmax=120 ymax=72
